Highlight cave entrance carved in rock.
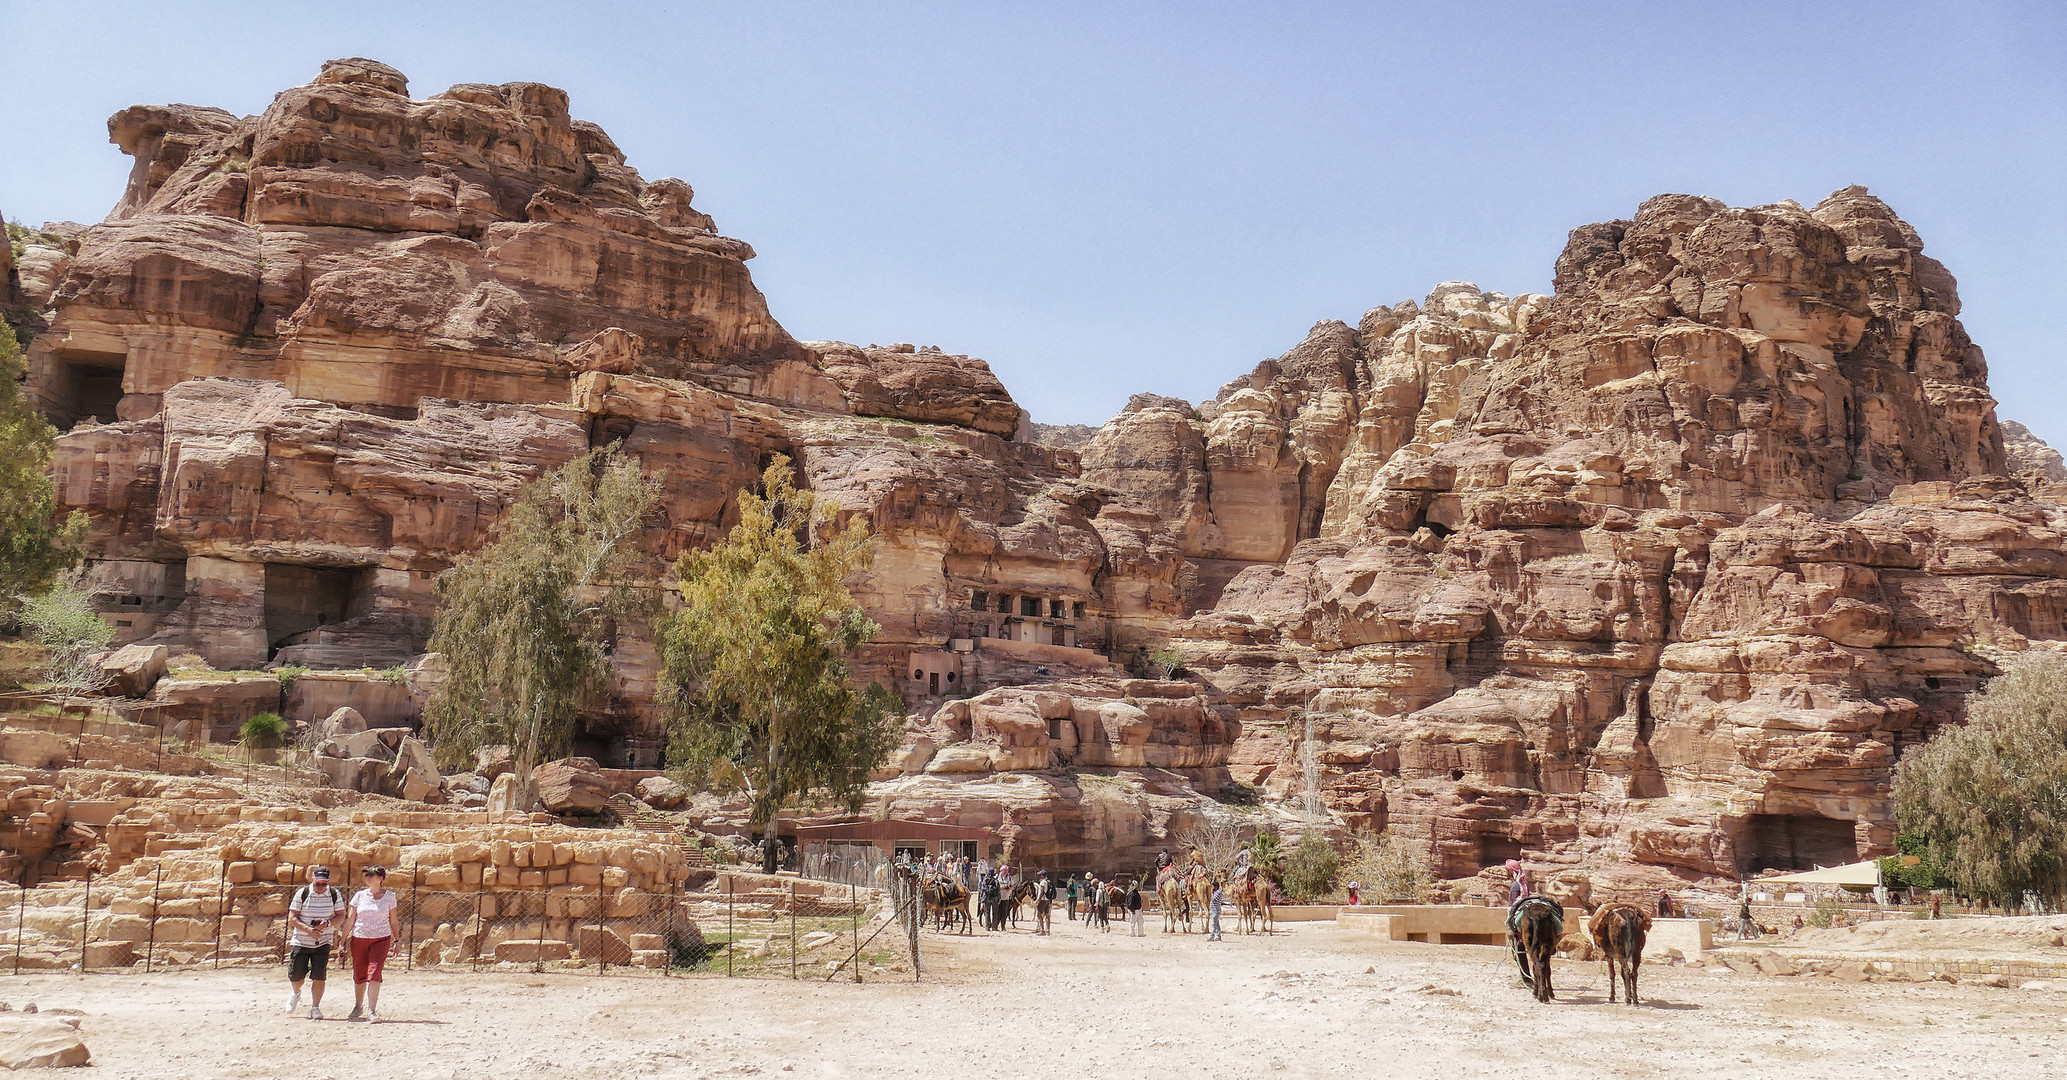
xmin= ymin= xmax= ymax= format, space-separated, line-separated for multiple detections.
xmin=1741 ymin=813 xmax=1857 ymax=873
xmin=263 ymin=563 xmax=364 ymax=657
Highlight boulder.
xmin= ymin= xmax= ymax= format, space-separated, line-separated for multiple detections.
xmin=475 ymin=745 xmax=515 ymax=781
xmin=634 ymin=775 xmax=685 ymax=810
xmin=925 ymin=745 xmax=994 ymax=775
xmin=98 ymin=644 xmax=168 ymax=698
xmin=0 ymin=1016 xmax=91 ymax=1069
xmin=533 ymin=759 xmax=611 ymax=815
xmin=322 ymin=707 xmax=368 ymax=737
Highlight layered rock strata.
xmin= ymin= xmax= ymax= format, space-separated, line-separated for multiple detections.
xmin=18 ymin=60 xmax=2067 ymax=886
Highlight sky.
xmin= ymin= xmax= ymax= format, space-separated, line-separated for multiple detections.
xmin=3 ymin=1 xmax=2064 ymax=436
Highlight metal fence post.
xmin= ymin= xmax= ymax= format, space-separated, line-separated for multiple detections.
xmin=79 ymin=866 xmax=91 ymax=973
xmin=909 ymin=879 xmax=921 ymax=982
xmin=213 ymin=860 xmax=227 ymax=969
xmin=470 ymin=868 xmax=486 ymax=971
xmin=726 ymin=878 xmax=734 ymax=978
xmin=145 ymin=865 xmax=162 ymax=972
xmin=534 ymin=889 xmax=546 ymax=974
xmin=13 ymin=868 xmax=26 ymax=975
xmin=850 ymin=882 xmax=861 ymax=984
xmin=596 ymin=892 xmax=606 ymax=975
xmin=405 ymin=888 xmax=416 ymax=972
xmin=789 ymin=881 xmax=798 ymax=981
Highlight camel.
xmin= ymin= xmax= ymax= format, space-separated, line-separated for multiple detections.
xmin=1235 ymin=873 xmax=1274 ymax=934
xmin=1588 ymin=902 xmax=1652 ymax=1005
xmin=1507 ymin=896 xmax=1564 ymax=1003
xmin=1189 ymin=873 xmax=1217 ymax=936
xmin=1158 ymin=872 xmax=1189 ymax=933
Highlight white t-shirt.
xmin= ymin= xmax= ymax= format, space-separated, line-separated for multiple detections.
xmin=288 ymin=884 xmax=344 ymax=948
xmin=349 ymin=888 xmax=398 ymax=939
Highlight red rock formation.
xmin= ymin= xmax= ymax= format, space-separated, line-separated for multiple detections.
xmin=23 ymin=61 xmax=2064 ymax=884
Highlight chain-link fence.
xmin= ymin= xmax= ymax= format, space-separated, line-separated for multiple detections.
xmin=4 ymin=863 xmax=923 ymax=982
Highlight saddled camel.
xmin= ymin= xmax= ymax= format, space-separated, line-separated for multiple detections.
xmin=1507 ymin=896 xmax=1563 ymax=1003
xmin=1158 ymin=872 xmax=1189 ymax=933
xmin=1588 ymin=902 xmax=1652 ymax=1005
xmin=1189 ymin=873 xmax=1216 ymax=933
xmin=1234 ymin=873 xmax=1275 ymax=934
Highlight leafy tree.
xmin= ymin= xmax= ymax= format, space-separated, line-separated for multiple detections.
xmin=1894 ymin=651 xmax=2067 ymax=909
xmin=1281 ymin=830 xmax=1340 ymax=901
xmin=422 ymin=445 xmax=660 ymax=793
xmin=1246 ymin=829 xmax=1285 ymax=880
xmin=1877 ymin=834 xmax=1952 ymax=893
xmin=17 ymin=574 xmax=113 ymax=693
xmin=0 ymin=330 xmax=86 ymax=599
xmin=660 ymin=455 xmax=900 ymax=874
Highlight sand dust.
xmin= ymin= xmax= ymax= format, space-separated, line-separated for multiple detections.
xmin=2 ymin=919 xmax=2063 ymax=1078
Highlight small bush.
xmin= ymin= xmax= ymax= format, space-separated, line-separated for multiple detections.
xmin=1281 ymin=831 xmax=1340 ymax=901
xmin=239 ymin=711 xmax=288 ymax=749
xmin=17 ymin=578 xmax=113 ymax=693
xmin=1338 ymin=830 xmax=1432 ymax=903
xmin=376 ymin=665 xmax=410 ymax=685
xmin=1807 ymin=898 xmax=1847 ymax=930
xmin=275 ymin=665 xmax=309 ymax=696
xmin=1147 ymin=646 xmax=1185 ymax=679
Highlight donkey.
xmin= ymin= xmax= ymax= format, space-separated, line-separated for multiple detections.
xmin=1507 ymin=896 xmax=1564 ymax=1003
xmin=1588 ymin=903 xmax=1652 ymax=1005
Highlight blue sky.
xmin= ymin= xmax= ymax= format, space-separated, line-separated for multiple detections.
xmin=4 ymin=2 xmax=2063 ymax=437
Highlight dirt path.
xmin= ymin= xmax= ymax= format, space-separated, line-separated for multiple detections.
xmin=3 ymin=919 xmax=2063 ymax=1078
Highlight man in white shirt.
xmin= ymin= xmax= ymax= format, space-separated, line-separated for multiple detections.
xmin=286 ymin=867 xmax=345 ymax=1019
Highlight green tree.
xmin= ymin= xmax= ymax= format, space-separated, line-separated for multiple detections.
xmin=421 ymin=445 xmax=660 ymax=793
xmin=1281 ymin=831 xmax=1340 ymax=901
xmin=0 ymin=330 xmax=86 ymax=599
xmin=1894 ymin=652 xmax=2067 ymax=909
xmin=1246 ymin=829 xmax=1285 ymax=880
xmin=660 ymin=455 xmax=900 ymax=874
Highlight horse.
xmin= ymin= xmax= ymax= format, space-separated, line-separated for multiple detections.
xmin=1507 ymin=896 xmax=1563 ymax=1002
xmin=1588 ymin=903 xmax=1652 ymax=1005
xmin=1158 ymin=871 xmax=1189 ymax=933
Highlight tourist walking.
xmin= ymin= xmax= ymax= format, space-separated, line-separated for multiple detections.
xmin=286 ymin=866 xmax=344 ymax=1019
xmin=347 ymin=866 xmax=401 ymax=1022
xmin=1126 ymin=881 xmax=1145 ymax=937
xmin=1067 ymin=874 xmax=1079 ymax=921
xmin=1207 ymin=880 xmax=1224 ymax=941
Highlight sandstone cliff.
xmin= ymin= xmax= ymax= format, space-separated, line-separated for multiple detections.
xmin=21 ymin=60 xmax=2066 ymax=887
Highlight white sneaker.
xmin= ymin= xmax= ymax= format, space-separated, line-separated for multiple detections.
xmin=309 ymin=1006 xmax=323 ymax=1020
xmin=286 ymin=994 xmax=300 ymax=1014
xmin=366 ymin=1012 xmax=380 ymax=1024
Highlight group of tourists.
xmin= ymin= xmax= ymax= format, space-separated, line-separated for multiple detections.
xmin=284 ymin=865 xmax=400 ymax=1022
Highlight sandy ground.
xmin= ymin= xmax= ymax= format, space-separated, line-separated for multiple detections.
xmin=3 ymin=918 xmax=2064 ymax=1079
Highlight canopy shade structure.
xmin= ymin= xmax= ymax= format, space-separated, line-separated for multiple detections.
xmin=1756 ymin=859 xmax=1883 ymax=887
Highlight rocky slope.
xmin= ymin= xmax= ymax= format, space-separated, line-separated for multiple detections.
xmin=17 ymin=59 xmax=2067 ymax=888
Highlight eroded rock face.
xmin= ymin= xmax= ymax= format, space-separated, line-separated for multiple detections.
xmin=25 ymin=59 xmax=2066 ymax=884
xmin=1166 ymin=189 xmax=2052 ymax=889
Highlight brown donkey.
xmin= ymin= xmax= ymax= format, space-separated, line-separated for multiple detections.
xmin=1588 ymin=903 xmax=1653 ymax=1005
